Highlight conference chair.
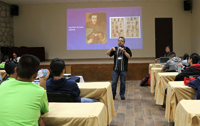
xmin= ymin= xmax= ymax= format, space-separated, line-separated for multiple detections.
xmin=47 ymin=92 xmax=75 ymax=102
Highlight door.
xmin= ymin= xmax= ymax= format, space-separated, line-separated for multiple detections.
xmin=155 ymin=18 xmax=173 ymax=58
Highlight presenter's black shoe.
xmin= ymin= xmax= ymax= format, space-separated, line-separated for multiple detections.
xmin=120 ymin=95 xmax=125 ymax=100
xmin=113 ymin=95 xmax=115 ymax=100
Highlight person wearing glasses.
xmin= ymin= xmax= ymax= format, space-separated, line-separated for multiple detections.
xmin=164 ymin=46 xmax=171 ymax=57
xmin=106 ymin=37 xmax=132 ymax=100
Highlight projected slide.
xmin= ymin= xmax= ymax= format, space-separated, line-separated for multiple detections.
xmin=67 ymin=7 xmax=142 ymax=50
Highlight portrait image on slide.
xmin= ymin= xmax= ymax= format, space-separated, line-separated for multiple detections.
xmin=86 ymin=12 xmax=107 ymax=44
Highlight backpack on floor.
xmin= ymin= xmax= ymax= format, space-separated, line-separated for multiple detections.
xmin=147 ymin=74 xmax=151 ymax=86
xmin=140 ymin=74 xmax=150 ymax=86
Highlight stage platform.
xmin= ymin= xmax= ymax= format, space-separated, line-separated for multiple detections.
xmin=40 ymin=58 xmax=155 ymax=81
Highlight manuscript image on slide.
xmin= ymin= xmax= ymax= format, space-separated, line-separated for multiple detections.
xmin=110 ymin=16 xmax=140 ymax=38
xmin=125 ymin=17 xmax=140 ymax=38
xmin=110 ymin=17 xmax=125 ymax=38
xmin=86 ymin=12 xmax=107 ymax=44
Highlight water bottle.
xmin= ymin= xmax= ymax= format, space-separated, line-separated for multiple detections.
xmin=155 ymin=58 xmax=157 ymax=63
xmin=37 ymin=69 xmax=47 ymax=78
xmin=178 ymin=66 xmax=181 ymax=74
xmin=0 ymin=74 xmax=2 ymax=82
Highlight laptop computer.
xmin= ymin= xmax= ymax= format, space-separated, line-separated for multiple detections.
xmin=160 ymin=57 xmax=169 ymax=64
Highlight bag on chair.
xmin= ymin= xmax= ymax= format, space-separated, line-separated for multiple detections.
xmin=184 ymin=77 xmax=196 ymax=86
xmin=184 ymin=75 xmax=200 ymax=86
xmin=140 ymin=74 xmax=150 ymax=86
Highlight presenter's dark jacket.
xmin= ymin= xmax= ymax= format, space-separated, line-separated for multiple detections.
xmin=46 ymin=78 xmax=81 ymax=102
xmin=109 ymin=46 xmax=132 ymax=71
xmin=175 ymin=63 xmax=200 ymax=81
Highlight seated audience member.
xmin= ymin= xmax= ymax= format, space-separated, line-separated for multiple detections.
xmin=0 ymin=54 xmax=49 ymax=126
xmin=162 ymin=52 xmax=181 ymax=72
xmin=0 ymin=55 xmax=9 ymax=69
xmin=188 ymin=76 xmax=200 ymax=100
xmin=46 ymin=58 xmax=99 ymax=103
xmin=10 ymin=52 xmax=20 ymax=63
xmin=0 ymin=61 xmax=18 ymax=84
xmin=163 ymin=46 xmax=171 ymax=57
xmin=182 ymin=53 xmax=189 ymax=66
xmin=175 ymin=53 xmax=200 ymax=81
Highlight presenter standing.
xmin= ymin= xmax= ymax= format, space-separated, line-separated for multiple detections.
xmin=107 ymin=37 xmax=132 ymax=100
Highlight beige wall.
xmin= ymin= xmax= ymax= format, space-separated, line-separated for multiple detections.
xmin=13 ymin=1 xmax=191 ymax=59
xmin=191 ymin=0 xmax=200 ymax=54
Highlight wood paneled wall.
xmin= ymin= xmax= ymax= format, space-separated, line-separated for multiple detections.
xmin=40 ymin=63 xmax=149 ymax=81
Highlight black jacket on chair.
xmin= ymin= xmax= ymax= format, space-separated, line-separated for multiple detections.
xmin=175 ymin=64 xmax=200 ymax=81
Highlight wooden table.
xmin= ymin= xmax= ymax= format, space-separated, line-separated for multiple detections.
xmin=150 ymin=68 xmax=163 ymax=93
xmin=154 ymin=72 xmax=178 ymax=105
xmin=77 ymin=82 xmax=115 ymax=125
xmin=165 ymin=81 xmax=195 ymax=121
xmin=149 ymin=63 xmax=162 ymax=74
xmin=175 ymin=100 xmax=200 ymax=126
xmin=42 ymin=103 xmax=107 ymax=126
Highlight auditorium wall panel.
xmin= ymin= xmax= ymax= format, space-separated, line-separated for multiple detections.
xmin=40 ymin=63 xmax=148 ymax=81
xmin=13 ymin=1 xmax=191 ymax=59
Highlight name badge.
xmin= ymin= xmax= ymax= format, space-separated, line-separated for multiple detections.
xmin=118 ymin=57 xmax=122 ymax=60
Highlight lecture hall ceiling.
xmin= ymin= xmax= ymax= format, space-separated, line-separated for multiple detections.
xmin=2 ymin=0 xmax=183 ymax=5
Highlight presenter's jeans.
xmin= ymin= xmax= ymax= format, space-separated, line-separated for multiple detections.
xmin=112 ymin=70 xmax=127 ymax=97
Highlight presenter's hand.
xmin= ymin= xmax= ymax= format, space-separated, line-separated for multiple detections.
xmin=111 ymin=47 xmax=116 ymax=51
xmin=119 ymin=47 xmax=124 ymax=52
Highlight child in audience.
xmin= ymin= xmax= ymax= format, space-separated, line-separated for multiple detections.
xmin=162 ymin=52 xmax=181 ymax=72
xmin=0 ymin=55 xmax=9 ymax=69
xmin=182 ymin=53 xmax=189 ymax=66
xmin=0 ymin=61 xmax=18 ymax=84
xmin=46 ymin=58 xmax=99 ymax=103
xmin=175 ymin=53 xmax=200 ymax=81
xmin=0 ymin=54 xmax=49 ymax=126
